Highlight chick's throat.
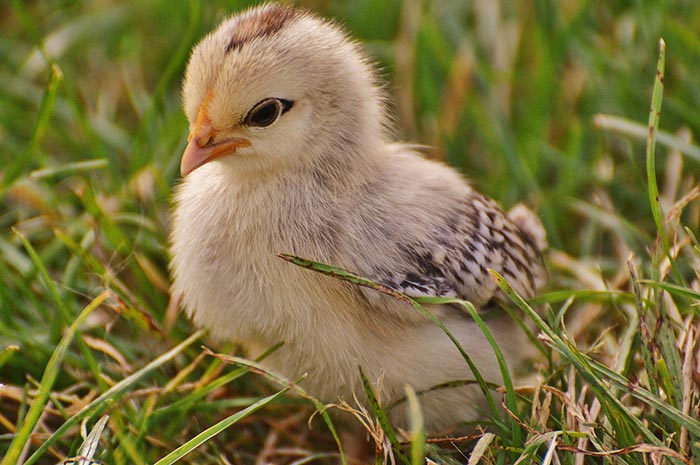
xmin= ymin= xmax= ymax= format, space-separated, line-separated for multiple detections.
xmin=180 ymin=89 xmax=250 ymax=176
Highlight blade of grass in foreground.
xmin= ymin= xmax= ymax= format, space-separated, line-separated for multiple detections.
xmin=68 ymin=415 xmax=110 ymax=465
xmin=22 ymin=330 xmax=206 ymax=465
xmin=640 ymin=280 xmax=700 ymax=302
xmin=278 ymin=254 xmax=502 ymax=422
xmin=490 ymin=269 xmax=700 ymax=440
xmin=152 ymin=342 xmax=284 ymax=420
xmin=414 ymin=295 xmax=521 ymax=443
xmin=359 ymin=368 xmax=409 ymax=465
xmin=153 ymin=388 xmax=290 ymax=465
xmin=14 ymin=229 xmax=105 ymax=387
xmin=0 ymin=291 xmax=108 ymax=465
xmin=490 ymin=269 xmax=661 ymax=449
xmin=203 ymin=348 xmax=348 ymax=465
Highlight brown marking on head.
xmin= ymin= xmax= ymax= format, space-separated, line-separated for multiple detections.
xmin=225 ymin=5 xmax=301 ymax=53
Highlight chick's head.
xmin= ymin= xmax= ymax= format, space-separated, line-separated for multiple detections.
xmin=180 ymin=4 xmax=387 ymax=177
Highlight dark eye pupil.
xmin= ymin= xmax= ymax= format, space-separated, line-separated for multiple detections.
xmin=248 ymin=101 xmax=281 ymax=127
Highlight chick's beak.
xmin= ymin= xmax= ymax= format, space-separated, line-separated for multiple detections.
xmin=180 ymin=98 xmax=251 ymax=176
xmin=180 ymin=129 xmax=250 ymax=176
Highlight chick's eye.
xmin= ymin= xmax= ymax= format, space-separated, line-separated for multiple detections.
xmin=245 ymin=98 xmax=293 ymax=127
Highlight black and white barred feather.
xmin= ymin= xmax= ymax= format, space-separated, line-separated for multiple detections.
xmin=376 ymin=192 xmax=547 ymax=308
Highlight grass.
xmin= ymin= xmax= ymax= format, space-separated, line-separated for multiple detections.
xmin=1 ymin=0 xmax=699 ymax=463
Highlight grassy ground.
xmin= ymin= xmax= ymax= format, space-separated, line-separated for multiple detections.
xmin=1 ymin=0 xmax=699 ymax=464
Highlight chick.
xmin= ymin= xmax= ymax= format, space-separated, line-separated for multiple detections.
xmin=170 ymin=3 xmax=546 ymax=434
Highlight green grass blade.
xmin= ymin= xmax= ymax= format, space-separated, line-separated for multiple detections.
xmin=646 ymin=38 xmax=666 ymax=246
xmin=13 ymin=228 xmax=71 ymax=325
xmin=152 ymin=343 xmax=283 ymax=419
xmin=490 ymin=269 xmax=700 ymax=440
xmin=415 ymin=296 xmax=520 ymax=442
xmin=0 ymin=291 xmax=108 ymax=465
xmin=582 ymin=353 xmax=700 ymax=437
xmin=2 ymin=63 xmax=62 ymax=192
xmin=359 ymin=368 xmax=409 ymax=465
xmin=279 ymin=254 xmax=502 ymax=421
xmin=639 ymin=280 xmax=700 ymax=306
xmin=202 ymin=348 xmax=348 ymax=465
xmin=15 ymin=229 xmax=107 ymax=389
xmin=489 ymin=270 xmax=663 ymax=446
xmin=152 ymin=388 xmax=290 ymax=465
xmin=529 ymin=289 xmax=635 ymax=306
xmin=646 ymin=38 xmax=682 ymax=286
xmin=22 ymin=330 xmax=206 ymax=465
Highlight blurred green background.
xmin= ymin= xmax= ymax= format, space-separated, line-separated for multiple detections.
xmin=1 ymin=0 xmax=699 ymax=463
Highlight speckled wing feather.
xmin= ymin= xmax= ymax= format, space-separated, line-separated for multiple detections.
xmin=379 ymin=192 xmax=547 ymax=308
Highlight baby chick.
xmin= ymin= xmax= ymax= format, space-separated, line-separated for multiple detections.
xmin=170 ymin=3 xmax=546 ymax=434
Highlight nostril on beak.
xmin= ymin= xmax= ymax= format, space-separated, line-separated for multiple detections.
xmin=197 ymin=134 xmax=213 ymax=148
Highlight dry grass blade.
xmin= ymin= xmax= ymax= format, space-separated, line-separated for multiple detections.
xmin=466 ymin=432 xmax=494 ymax=465
xmin=61 ymin=415 xmax=110 ymax=465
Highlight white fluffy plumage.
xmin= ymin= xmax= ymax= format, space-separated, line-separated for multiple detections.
xmin=170 ymin=3 xmax=547 ymax=434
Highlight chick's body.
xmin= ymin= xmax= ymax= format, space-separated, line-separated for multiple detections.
xmin=170 ymin=4 xmax=546 ymax=434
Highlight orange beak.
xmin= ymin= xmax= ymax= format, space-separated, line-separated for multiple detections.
xmin=180 ymin=91 xmax=251 ymax=176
